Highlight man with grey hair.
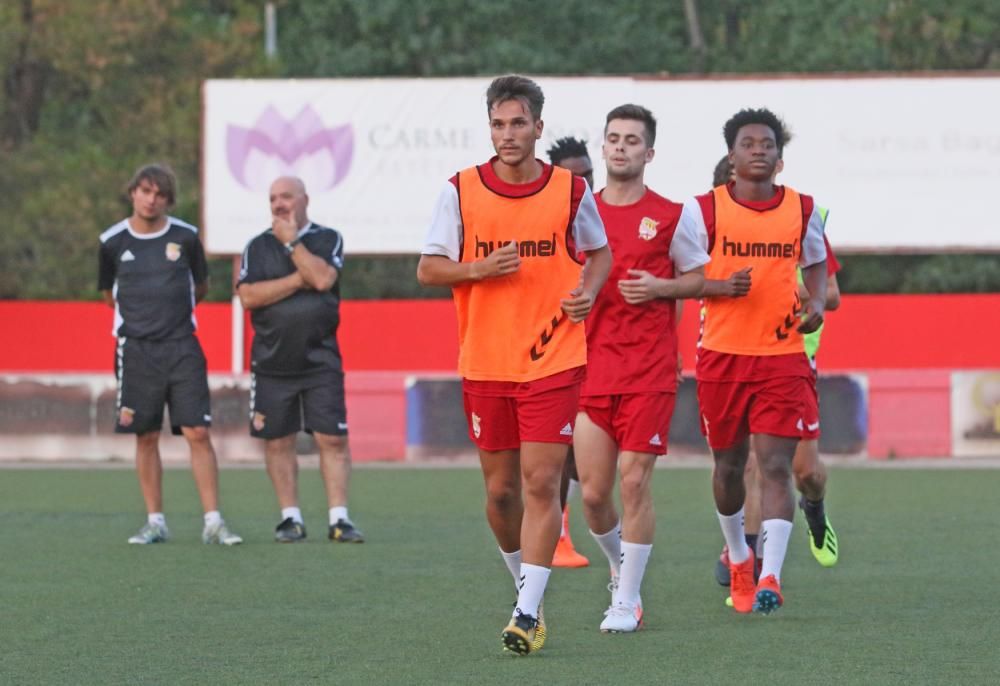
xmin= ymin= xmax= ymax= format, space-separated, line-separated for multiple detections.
xmin=237 ymin=176 xmax=363 ymax=544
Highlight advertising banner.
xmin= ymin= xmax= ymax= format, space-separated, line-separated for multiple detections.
xmin=203 ymin=75 xmax=1000 ymax=255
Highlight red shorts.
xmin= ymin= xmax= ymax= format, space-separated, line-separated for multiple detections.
xmin=579 ymin=392 xmax=676 ymax=455
xmin=462 ymin=374 xmax=582 ymax=452
xmin=697 ymin=375 xmax=819 ymax=450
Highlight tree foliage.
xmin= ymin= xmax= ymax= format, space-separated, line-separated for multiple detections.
xmin=1 ymin=0 xmax=997 ymax=300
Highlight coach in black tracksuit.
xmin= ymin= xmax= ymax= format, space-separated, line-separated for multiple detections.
xmin=99 ymin=163 xmax=241 ymax=546
xmin=236 ymin=176 xmax=364 ymax=544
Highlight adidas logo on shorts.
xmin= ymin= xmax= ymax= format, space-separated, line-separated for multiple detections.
xmin=559 ymin=423 xmax=573 ymax=436
xmin=649 ymin=433 xmax=662 ymax=447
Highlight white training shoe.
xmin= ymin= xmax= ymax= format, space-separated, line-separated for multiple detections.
xmin=202 ymin=520 xmax=243 ymax=546
xmin=128 ymin=522 xmax=169 ymax=544
xmin=600 ymin=602 xmax=644 ymax=633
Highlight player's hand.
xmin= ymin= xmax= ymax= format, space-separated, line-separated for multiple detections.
xmin=272 ymin=213 xmax=299 ymax=244
xmin=472 ymin=241 xmax=520 ymax=280
xmin=561 ymin=286 xmax=596 ymax=322
xmin=618 ymin=269 xmax=662 ymax=304
xmin=798 ymin=297 xmax=825 ymax=333
xmin=724 ymin=267 xmax=752 ymax=297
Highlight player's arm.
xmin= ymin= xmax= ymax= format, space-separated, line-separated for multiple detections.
xmin=560 ymin=183 xmax=611 ymax=322
xmin=561 ymin=243 xmax=612 ymax=322
xmin=825 ymin=273 xmax=841 ymax=311
xmin=288 ymin=244 xmax=338 ymax=291
xmin=194 ymin=281 xmax=209 ymax=303
xmin=416 ymin=179 xmax=521 ymax=286
xmin=271 ymin=215 xmax=338 ymax=291
xmin=235 ymin=238 xmax=306 ymax=311
xmin=618 ymin=266 xmax=705 ymax=304
xmin=237 ymin=272 xmax=305 ymax=311
xmin=701 ymin=268 xmax=752 ymax=298
xmin=98 ymin=241 xmax=116 ymax=308
xmin=799 ymin=261 xmax=827 ymax=333
xmin=417 ymin=242 xmax=521 ymax=286
xmin=797 ymin=205 xmax=828 ymax=333
xmin=798 ymin=271 xmax=840 ymax=311
xmin=189 ymin=234 xmax=211 ymax=304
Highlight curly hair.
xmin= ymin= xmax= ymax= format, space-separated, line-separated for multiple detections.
xmin=723 ymin=108 xmax=787 ymax=154
xmin=546 ymin=136 xmax=590 ymax=165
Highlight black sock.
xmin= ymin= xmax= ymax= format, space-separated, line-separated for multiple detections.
xmin=800 ymin=497 xmax=826 ymax=546
xmin=744 ymin=533 xmax=759 ymax=556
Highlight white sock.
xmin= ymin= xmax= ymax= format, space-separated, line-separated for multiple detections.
xmin=567 ymin=478 xmax=580 ymax=502
xmin=717 ymin=508 xmax=750 ymax=564
xmin=148 ymin=512 xmax=166 ymax=528
xmin=617 ymin=541 xmax=652 ymax=608
xmin=281 ymin=506 xmax=303 ymax=524
xmin=203 ymin=510 xmax=222 ymax=527
xmin=590 ymin=522 xmax=622 ymax=577
xmin=329 ymin=506 xmax=350 ymax=526
xmin=514 ymin=563 xmax=551 ymax=619
xmin=500 ymin=548 xmax=522 ymax=588
xmin=759 ymin=518 xmax=794 ymax=581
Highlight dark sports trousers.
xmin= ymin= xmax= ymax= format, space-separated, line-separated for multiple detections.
xmin=114 ymin=335 xmax=211 ymax=435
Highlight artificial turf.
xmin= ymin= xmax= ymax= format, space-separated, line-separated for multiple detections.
xmin=0 ymin=467 xmax=996 ymax=685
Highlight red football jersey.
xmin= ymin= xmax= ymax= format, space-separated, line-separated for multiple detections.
xmin=583 ymin=189 xmax=683 ymax=396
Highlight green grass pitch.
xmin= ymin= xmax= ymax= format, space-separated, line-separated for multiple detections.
xmin=1 ymin=466 xmax=996 ymax=685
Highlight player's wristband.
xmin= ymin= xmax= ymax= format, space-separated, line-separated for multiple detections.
xmin=283 ymin=237 xmax=301 ymax=255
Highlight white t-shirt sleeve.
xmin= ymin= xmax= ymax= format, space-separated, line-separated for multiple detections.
xmin=671 ymin=200 xmax=711 ymax=272
xmin=572 ymin=185 xmax=608 ymax=252
xmin=421 ymin=182 xmax=462 ymax=260
xmin=800 ymin=204 xmax=828 ymax=267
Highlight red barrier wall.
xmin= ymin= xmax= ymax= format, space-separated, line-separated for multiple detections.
xmin=2 ymin=295 xmax=999 ymax=372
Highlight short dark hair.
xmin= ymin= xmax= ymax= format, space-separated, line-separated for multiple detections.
xmin=486 ymin=75 xmax=544 ymax=121
xmin=547 ymin=137 xmax=590 ymax=165
xmin=712 ymin=155 xmax=732 ymax=187
xmin=127 ymin=163 xmax=177 ymax=205
xmin=723 ymin=108 xmax=787 ymax=154
xmin=605 ymin=104 xmax=657 ymax=147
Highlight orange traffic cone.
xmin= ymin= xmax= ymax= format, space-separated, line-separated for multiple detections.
xmin=552 ymin=506 xmax=589 ymax=568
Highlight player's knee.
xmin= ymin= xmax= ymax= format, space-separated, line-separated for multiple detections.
xmin=314 ymin=433 xmax=349 ymax=456
xmin=485 ymin=480 xmax=519 ymax=511
xmin=580 ymin=481 xmax=612 ymax=513
xmin=521 ymin=476 xmax=558 ymax=503
xmin=756 ymin=453 xmax=791 ymax=481
xmin=181 ymin=425 xmax=211 ymax=444
xmin=618 ymin=470 xmax=650 ymax=507
xmin=714 ymin=459 xmax=744 ymax=487
xmin=794 ymin=466 xmax=825 ymax=494
xmin=136 ymin=431 xmax=160 ymax=448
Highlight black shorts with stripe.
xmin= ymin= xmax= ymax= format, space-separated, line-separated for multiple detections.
xmin=114 ymin=335 xmax=212 ymax=435
xmin=249 ymin=369 xmax=347 ymax=440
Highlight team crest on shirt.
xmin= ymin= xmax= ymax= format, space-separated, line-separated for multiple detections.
xmin=119 ymin=406 xmax=135 ymax=427
xmin=638 ymin=217 xmax=658 ymax=241
xmin=253 ymin=412 xmax=266 ymax=431
xmin=165 ymin=242 xmax=182 ymax=261
xmin=471 ymin=412 xmax=481 ymax=439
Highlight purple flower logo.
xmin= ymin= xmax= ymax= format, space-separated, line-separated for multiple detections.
xmin=226 ymin=105 xmax=354 ymax=191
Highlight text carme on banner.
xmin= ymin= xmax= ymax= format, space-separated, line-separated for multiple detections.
xmin=202 ymin=75 xmax=1000 ymax=255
